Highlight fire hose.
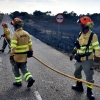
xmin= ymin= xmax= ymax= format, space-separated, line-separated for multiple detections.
xmin=1 ymin=35 xmax=100 ymax=88
xmin=1 ymin=28 xmax=100 ymax=88
xmin=32 ymin=56 xmax=100 ymax=88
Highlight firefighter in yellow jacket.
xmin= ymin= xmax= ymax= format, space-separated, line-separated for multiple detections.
xmin=10 ymin=17 xmax=35 ymax=87
xmin=0 ymin=22 xmax=11 ymax=53
xmin=70 ymin=16 xmax=100 ymax=100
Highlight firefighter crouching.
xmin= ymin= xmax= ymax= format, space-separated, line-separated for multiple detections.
xmin=10 ymin=17 xmax=35 ymax=88
xmin=70 ymin=16 xmax=100 ymax=100
xmin=0 ymin=22 xmax=11 ymax=53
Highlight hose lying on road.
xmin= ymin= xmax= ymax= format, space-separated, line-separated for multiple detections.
xmin=5 ymin=20 xmax=100 ymax=88
xmin=33 ymin=56 xmax=100 ymax=88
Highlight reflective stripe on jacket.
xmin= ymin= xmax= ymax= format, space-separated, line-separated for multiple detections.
xmin=10 ymin=28 xmax=33 ymax=62
xmin=75 ymin=30 xmax=100 ymax=61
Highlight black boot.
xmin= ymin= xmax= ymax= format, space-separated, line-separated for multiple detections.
xmin=13 ymin=82 xmax=22 ymax=87
xmin=87 ymin=87 xmax=95 ymax=100
xmin=0 ymin=49 xmax=4 ymax=52
xmin=72 ymin=81 xmax=84 ymax=92
xmin=27 ymin=78 xmax=35 ymax=88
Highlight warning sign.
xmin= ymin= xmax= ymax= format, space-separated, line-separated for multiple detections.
xmin=55 ymin=13 xmax=64 ymax=24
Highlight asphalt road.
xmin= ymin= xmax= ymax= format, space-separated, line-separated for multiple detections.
xmin=0 ymin=15 xmax=100 ymax=100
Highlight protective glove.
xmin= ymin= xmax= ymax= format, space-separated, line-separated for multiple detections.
xmin=93 ymin=56 xmax=100 ymax=69
xmin=10 ymin=56 xmax=15 ymax=66
xmin=69 ymin=49 xmax=77 ymax=61
xmin=27 ymin=51 xmax=33 ymax=58
xmin=69 ymin=54 xmax=74 ymax=61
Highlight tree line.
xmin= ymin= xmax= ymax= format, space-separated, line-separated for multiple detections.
xmin=10 ymin=10 xmax=100 ymax=25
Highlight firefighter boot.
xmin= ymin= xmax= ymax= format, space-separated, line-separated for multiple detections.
xmin=27 ymin=78 xmax=35 ymax=88
xmin=87 ymin=87 xmax=95 ymax=100
xmin=0 ymin=49 xmax=4 ymax=53
xmin=72 ymin=81 xmax=84 ymax=92
xmin=13 ymin=82 xmax=22 ymax=87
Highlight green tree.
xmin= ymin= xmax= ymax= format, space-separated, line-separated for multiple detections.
xmin=33 ymin=10 xmax=43 ymax=16
xmin=10 ymin=11 xmax=20 ymax=18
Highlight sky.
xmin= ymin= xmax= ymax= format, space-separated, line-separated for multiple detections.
xmin=0 ymin=0 xmax=100 ymax=15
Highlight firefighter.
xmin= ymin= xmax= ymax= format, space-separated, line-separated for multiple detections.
xmin=70 ymin=16 xmax=100 ymax=100
xmin=10 ymin=17 xmax=35 ymax=88
xmin=0 ymin=22 xmax=11 ymax=53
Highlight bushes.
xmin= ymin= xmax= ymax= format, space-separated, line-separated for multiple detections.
xmin=0 ymin=13 xmax=4 ymax=23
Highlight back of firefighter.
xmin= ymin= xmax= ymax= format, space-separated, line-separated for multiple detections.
xmin=0 ymin=22 xmax=11 ymax=53
xmin=10 ymin=17 xmax=35 ymax=88
xmin=70 ymin=16 xmax=100 ymax=100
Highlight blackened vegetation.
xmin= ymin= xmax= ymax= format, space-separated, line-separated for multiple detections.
xmin=10 ymin=11 xmax=100 ymax=53
xmin=0 ymin=13 xmax=4 ymax=23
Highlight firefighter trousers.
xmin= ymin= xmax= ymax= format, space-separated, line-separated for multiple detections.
xmin=12 ymin=61 xmax=33 ymax=83
xmin=74 ymin=59 xmax=94 ymax=83
xmin=2 ymin=39 xmax=11 ymax=50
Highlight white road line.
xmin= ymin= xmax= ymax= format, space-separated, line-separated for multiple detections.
xmin=34 ymin=91 xmax=43 ymax=100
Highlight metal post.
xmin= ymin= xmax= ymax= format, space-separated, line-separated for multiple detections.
xmin=57 ymin=24 xmax=61 ymax=48
xmin=58 ymin=24 xmax=60 ymax=41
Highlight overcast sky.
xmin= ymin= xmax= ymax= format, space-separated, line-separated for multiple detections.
xmin=0 ymin=0 xmax=100 ymax=15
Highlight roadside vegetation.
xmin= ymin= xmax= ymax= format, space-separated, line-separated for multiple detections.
xmin=0 ymin=13 xmax=4 ymax=23
xmin=9 ymin=11 xmax=100 ymax=53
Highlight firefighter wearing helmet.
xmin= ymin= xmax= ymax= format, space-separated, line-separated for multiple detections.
xmin=0 ymin=22 xmax=11 ymax=53
xmin=70 ymin=16 xmax=100 ymax=100
xmin=10 ymin=17 xmax=35 ymax=87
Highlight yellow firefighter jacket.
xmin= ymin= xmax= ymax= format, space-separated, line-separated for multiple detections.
xmin=74 ymin=30 xmax=100 ymax=61
xmin=3 ymin=27 xmax=11 ymax=40
xmin=10 ymin=28 xmax=33 ymax=62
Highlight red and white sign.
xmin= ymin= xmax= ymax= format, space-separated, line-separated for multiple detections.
xmin=55 ymin=13 xmax=64 ymax=24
